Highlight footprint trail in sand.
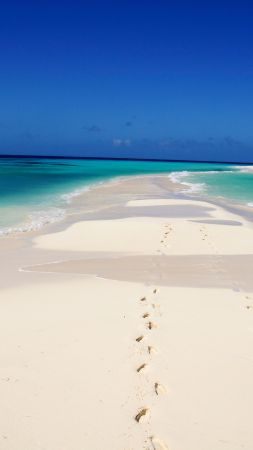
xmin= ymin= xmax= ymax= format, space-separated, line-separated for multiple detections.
xmin=133 ymin=222 xmax=171 ymax=449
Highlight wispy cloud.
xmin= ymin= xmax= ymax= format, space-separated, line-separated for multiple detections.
xmin=113 ymin=138 xmax=131 ymax=147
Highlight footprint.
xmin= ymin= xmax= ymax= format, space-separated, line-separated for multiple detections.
xmin=140 ymin=296 xmax=147 ymax=302
xmin=154 ymin=382 xmax=167 ymax=395
xmin=136 ymin=335 xmax=144 ymax=342
xmin=137 ymin=363 xmax=147 ymax=373
xmin=148 ymin=345 xmax=157 ymax=355
xmin=152 ymin=302 xmax=160 ymax=308
xmin=143 ymin=312 xmax=150 ymax=318
xmin=147 ymin=321 xmax=157 ymax=330
xmin=135 ymin=407 xmax=149 ymax=423
xmin=150 ymin=436 xmax=169 ymax=449
xmin=153 ymin=288 xmax=158 ymax=294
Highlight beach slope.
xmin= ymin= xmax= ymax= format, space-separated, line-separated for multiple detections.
xmin=0 ymin=179 xmax=253 ymax=450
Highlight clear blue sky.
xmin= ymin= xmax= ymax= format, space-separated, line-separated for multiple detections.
xmin=0 ymin=0 xmax=253 ymax=161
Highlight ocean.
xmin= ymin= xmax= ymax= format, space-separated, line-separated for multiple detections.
xmin=0 ymin=157 xmax=252 ymax=235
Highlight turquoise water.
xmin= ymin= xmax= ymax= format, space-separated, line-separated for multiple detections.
xmin=172 ymin=165 xmax=253 ymax=204
xmin=0 ymin=157 xmax=252 ymax=234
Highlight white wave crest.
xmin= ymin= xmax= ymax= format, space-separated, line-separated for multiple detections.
xmin=61 ymin=186 xmax=90 ymax=203
xmin=0 ymin=179 xmax=111 ymax=237
xmin=0 ymin=207 xmax=65 ymax=236
xmin=168 ymin=171 xmax=206 ymax=194
xmin=60 ymin=180 xmax=107 ymax=203
xmin=233 ymin=165 xmax=253 ymax=173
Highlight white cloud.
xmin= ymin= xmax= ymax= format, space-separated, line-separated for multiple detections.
xmin=113 ymin=138 xmax=131 ymax=147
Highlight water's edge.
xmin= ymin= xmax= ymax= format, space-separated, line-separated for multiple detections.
xmin=1 ymin=160 xmax=253 ymax=239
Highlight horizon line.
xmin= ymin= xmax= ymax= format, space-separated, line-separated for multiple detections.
xmin=0 ymin=154 xmax=252 ymax=165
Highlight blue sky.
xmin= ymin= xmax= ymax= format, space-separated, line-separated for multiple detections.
xmin=0 ymin=0 xmax=253 ymax=161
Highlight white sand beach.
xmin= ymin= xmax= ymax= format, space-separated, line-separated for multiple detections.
xmin=0 ymin=175 xmax=253 ymax=450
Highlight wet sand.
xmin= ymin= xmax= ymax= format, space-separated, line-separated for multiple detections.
xmin=0 ymin=175 xmax=253 ymax=450
xmin=24 ymin=253 xmax=253 ymax=291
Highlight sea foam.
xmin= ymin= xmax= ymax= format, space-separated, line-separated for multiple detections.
xmin=0 ymin=207 xmax=65 ymax=236
xmin=168 ymin=171 xmax=206 ymax=194
xmin=233 ymin=165 xmax=253 ymax=173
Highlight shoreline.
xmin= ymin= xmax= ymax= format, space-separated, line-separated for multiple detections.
xmin=0 ymin=173 xmax=181 ymax=245
xmin=1 ymin=174 xmax=253 ymax=449
xmin=1 ymin=170 xmax=253 ymax=248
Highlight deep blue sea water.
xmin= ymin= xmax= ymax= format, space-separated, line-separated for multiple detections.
xmin=0 ymin=157 xmax=252 ymax=235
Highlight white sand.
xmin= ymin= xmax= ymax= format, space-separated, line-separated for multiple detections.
xmin=0 ymin=190 xmax=253 ymax=449
xmin=34 ymin=198 xmax=253 ymax=255
xmin=33 ymin=217 xmax=163 ymax=254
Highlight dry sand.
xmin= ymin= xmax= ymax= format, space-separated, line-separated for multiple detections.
xmin=0 ymin=176 xmax=253 ymax=450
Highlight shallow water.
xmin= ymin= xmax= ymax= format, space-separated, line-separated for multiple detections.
xmin=0 ymin=157 xmax=252 ymax=234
